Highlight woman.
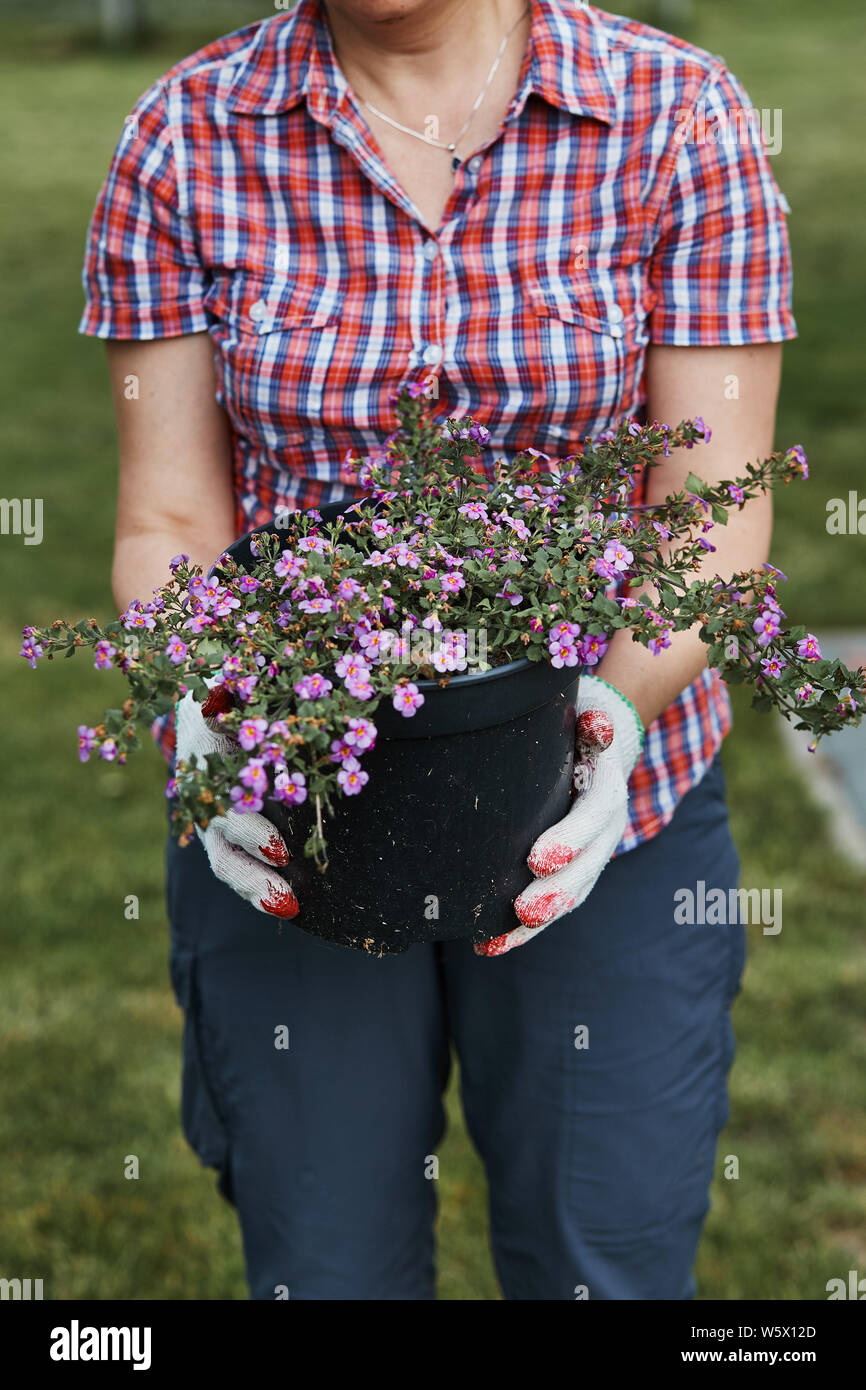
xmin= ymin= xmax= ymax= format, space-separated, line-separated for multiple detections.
xmin=81 ymin=0 xmax=796 ymax=1299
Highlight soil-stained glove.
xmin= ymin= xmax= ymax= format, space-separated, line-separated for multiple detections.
xmin=175 ymin=684 xmax=298 ymax=918
xmin=476 ymin=675 xmax=644 ymax=957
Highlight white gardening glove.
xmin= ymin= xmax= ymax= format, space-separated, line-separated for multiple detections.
xmin=475 ymin=675 xmax=644 ymax=957
xmin=174 ymin=683 xmax=298 ymax=918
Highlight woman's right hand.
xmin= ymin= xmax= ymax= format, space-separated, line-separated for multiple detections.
xmin=175 ymin=686 xmax=299 ymax=918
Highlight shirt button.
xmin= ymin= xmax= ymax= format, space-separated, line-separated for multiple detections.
xmin=608 ymin=325 xmax=624 ymax=339
xmin=249 ymin=299 xmax=268 ymax=323
xmin=422 ymin=344 xmax=443 ymax=366
xmin=608 ymin=305 xmax=625 ymax=323
xmin=777 ymin=190 xmax=792 ymax=215
xmin=467 ymin=155 xmax=483 ymax=174
xmin=422 ymin=240 xmax=439 ymax=261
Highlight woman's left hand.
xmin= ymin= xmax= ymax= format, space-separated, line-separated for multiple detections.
xmin=475 ymin=676 xmax=644 ymax=957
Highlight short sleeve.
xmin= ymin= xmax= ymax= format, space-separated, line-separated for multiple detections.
xmin=648 ymin=66 xmax=797 ymax=346
xmin=79 ymin=82 xmax=210 ymax=339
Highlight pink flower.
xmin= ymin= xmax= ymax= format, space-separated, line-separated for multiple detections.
xmin=345 ymin=717 xmax=377 ymax=750
xmin=164 ymin=635 xmax=188 ymax=666
xmin=440 ymin=571 xmax=466 ymax=594
xmin=337 ymin=762 xmax=370 ymax=795
xmin=94 ymin=640 xmax=117 ymax=670
xmin=603 ymin=541 xmax=633 ymax=573
xmin=392 ymin=682 xmax=425 ymax=717
xmin=238 ymin=717 xmax=268 ymax=751
xmin=273 ymin=770 xmax=307 ymax=806
xmin=77 ymin=725 xmax=97 ymax=762
xmin=797 ymin=634 xmax=822 ymax=662
xmin=239 ymin=759 xmax=269 ymax=794
xmin=230 ymin=785 xmax=264 ymax=814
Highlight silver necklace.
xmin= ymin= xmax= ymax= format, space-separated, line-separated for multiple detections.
xmin=361 ymin=4 xmax=531 ymax=167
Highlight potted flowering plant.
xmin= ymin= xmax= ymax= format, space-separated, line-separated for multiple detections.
xmin=22 ymin=388 xmax=863 ymax=953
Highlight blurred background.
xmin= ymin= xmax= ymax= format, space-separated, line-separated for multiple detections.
xmin=1 ymin=0 xmax=864 ymax=1299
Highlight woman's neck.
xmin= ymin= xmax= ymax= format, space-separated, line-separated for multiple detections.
xmin=323 ymin=0 xmax=529 ymax=110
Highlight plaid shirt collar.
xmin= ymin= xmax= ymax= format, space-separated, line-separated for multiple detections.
xmin=223 ymin=0 xmax=616 ymax=128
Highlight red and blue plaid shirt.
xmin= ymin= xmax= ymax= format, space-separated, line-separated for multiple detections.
xmin=80 ymin=0 xmax=797 ymax=853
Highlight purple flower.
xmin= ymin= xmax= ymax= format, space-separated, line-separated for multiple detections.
xmin=336 ymin=653 xmax=370 ymax=683
xmin=274 ymin=552 xmax=306 ymax=582
xmin=495 ymin=581 xmax=523 ymax=607
xmin=20 ymin=637 xmax=44 ymax=668
xmin=797 ymin=633 xmax=822 ymax=662
xmin=547 ymin=620 xmax=581 ymax=667
xmin=99 ymin=738 xmax=119 ymax=762
xmin=795 ymin=684 xmax=815 ymax=704
xmin=234 ymin=675 xmax=259 ymax=702
xmin=789 ymin=444 xmax=809 ymax=479
xmin=579 ymin=633 xmax=612 ymax=665
xmin=121 ymin=601 xmax=156 ymax=632
xmin=294 ymin=672 xmax=333 ymax=701
xmin=77 ymin=725 xmax=97 ymax=762
xmin=330 ymin=737 xmax=356 ymax=763
xmin=335 ymin=577 xmax=364 ymax=601
xmin=169 ymin=554 xmax=189 ymax=574
xmin=238 ymin=575 xmax=260 ymax=594
xmin=603 ymin=541 xmax=634 ymax=573
xmin=392 ymin=682 xmax=425 ymax=717
xmin=212 ymin=591 xmax=241 ymax=618
xmin=458 ymin=501 xmax=489 ymax=524
xmin=753 ymin=610 xmax=781 ymax=646
xmin=337 ymin=762 xmax=370 ymax=795
xmin=432 ymin=634 xmax=468 ymax=673
xmin=188 ymin=576 xmax=221 ymax=608
xmin=501 ymin=513 xmax=530 ymax=541
xmin=93 ymin=640 xmax=117 ymax=670
xmin=165 ymin=635 xmax=188 ymax=666
xmin=298 ymin=595 xmax=334 ymax=614
xmin=760 ymin=654 xmax=787 ymax=679
xmin=238 ymin=717 xmax=268 ymax=751
xmin=184 ymin=604 xmax=213 ymax=634
xmin=165 ymin=777 xmax=178 ymax=799
xmin=230 ymin=785 xmax=264 ymax=814
xmin=357 ymin=629 xmax=387 ymax=661
xmin=272 ymin=770 xmax=307 ymax=806
xmin=345 ymin=673 xmax=374 ymax=700
xmin=238 ymin=759 xmax=269 ymax=794
xmin=345 ymin=716 xmax=377 ymax=750
xmin=727 ymin=485 xmax=745 ymax=505
xmin=298 ymin=535 xmax=331 ymax=555
xmin=592 ymin=557 xmax=616 ymax=581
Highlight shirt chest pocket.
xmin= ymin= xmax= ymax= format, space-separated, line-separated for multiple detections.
xmin=527 ymin=269 xmax=655 ymax=442
xmin=204 ymin=271 xmax=347 ymax=447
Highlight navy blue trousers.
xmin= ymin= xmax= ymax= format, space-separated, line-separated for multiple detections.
xmin=165 ymin=754 xmax=744 ymax=1300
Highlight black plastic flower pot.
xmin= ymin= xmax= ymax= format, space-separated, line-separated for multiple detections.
xmin=223 ymin=503 xmax=579 ymax=954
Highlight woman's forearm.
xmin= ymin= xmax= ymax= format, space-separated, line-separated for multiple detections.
xmin=597 ymin=490 xmax=773 ymax=729
xmin=596 ymin=341 xmax=782 ymax=729
xmin=112 ymin=523 xmax=236 ymax=613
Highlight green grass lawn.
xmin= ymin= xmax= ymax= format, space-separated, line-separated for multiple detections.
xmin=1 ymin=0 xmax=864 ymax=1300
